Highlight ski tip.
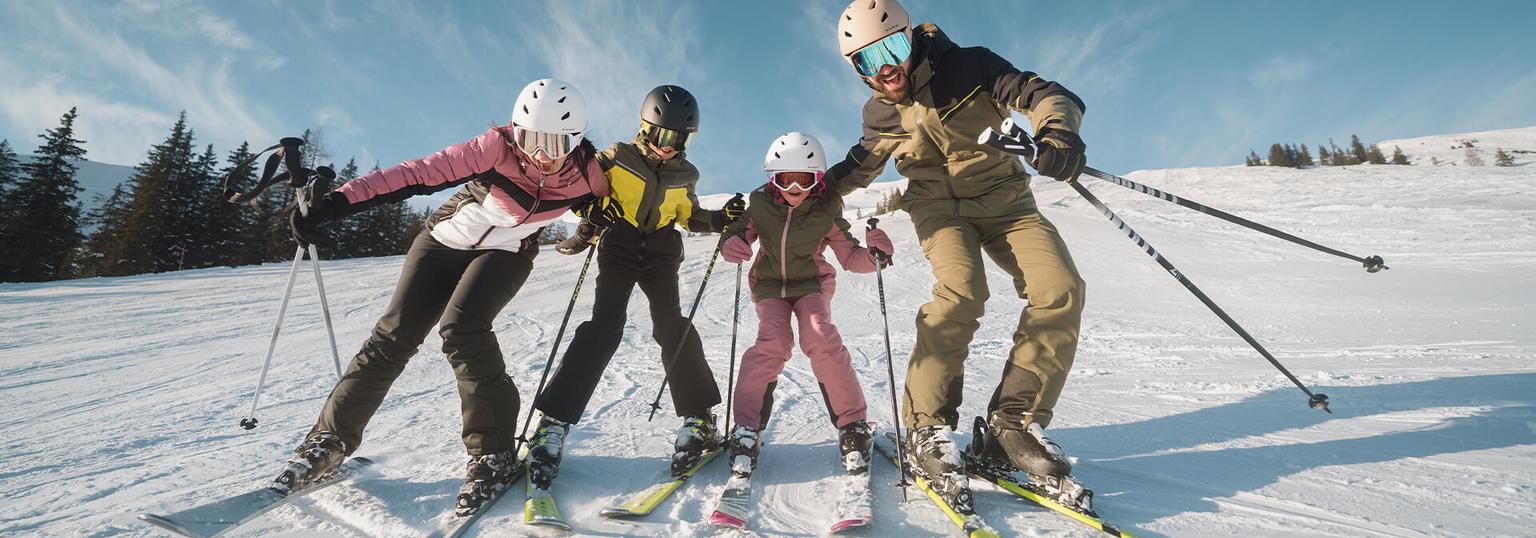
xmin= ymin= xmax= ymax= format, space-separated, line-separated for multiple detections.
xmin=599 ymin=507 xmax=641 ymax=518
xmin=708 ymin=510 xmax=747 ymax=529
xmin=136 ymin=514 xmax=200 ymax=537
xmin=829 ymin=516 xmax=873 ymax=533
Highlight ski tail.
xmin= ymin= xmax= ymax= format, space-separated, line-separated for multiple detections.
xmin=599 ymin=448 xmax=723 ymax=518
xmin=873 ymin=432 xmax=1000 ymax=538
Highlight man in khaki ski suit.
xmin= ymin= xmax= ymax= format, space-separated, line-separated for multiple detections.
xmin=826 ymin=0 xmax=1090 ymax=485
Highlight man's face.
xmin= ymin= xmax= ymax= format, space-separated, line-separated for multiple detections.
xmin=866 ymin=62 xmax=911 ymax=102
xmin=647 ymin=142 xmax=679 ymax=161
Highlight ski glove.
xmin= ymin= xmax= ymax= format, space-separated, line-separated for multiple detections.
xmin=1032 ymin=128 xmax=1087 ymax=182
xmin=580 ymin=197 xmax=624 ymax=228
xmin=556 ymin=221 xmax=600 ymax=255
xmin=865 ymin=228 xmax=894 ymax=267
xmin=287 ymin=191 xmax=350 ymax=247
xmin=721 ymin=234 xmax=754 ymax=264
xmin=721 ymin=195 xmax=747 ymax=224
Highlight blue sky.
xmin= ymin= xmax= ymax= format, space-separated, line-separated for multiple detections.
xmin=3 ymin=0 xmax=1534 ymax=195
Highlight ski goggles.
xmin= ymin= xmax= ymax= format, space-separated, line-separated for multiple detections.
xmin=849 ymin=30 xmax=912 ymax=78
xmin=641 ymin=120 xmax=692 ymax=151
xmin=769 ymin=171 xmax=823 ymax=193
xmin=511 ymin=125 xmax=578 ymax=160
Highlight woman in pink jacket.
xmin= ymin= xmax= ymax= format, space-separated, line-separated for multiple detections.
xmin=718 ymin=133 xmax=894 ymax=484
xmin=272 ymin=79 xmax=609 ymax=516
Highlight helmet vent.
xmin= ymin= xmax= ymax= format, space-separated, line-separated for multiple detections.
xmin=522 ymin=105 xmax=529 ymax=114
xmin=558 ymin=96 xmax=567 ymax=103
xmin=802 ymin=140 xmax=809 ymax=145
xmin=537 ymin=81 xmax=545 ymax=86
xmin=867 ymin=1 xmax=876 ymax=9
xmin=774 ymin=152 xmax=781 ymax=158
xmin=653 ymin=105 xmax=663 ymax=116
xmin=561 ymin=112 xmax=571 ymax=120
xmin=844 ymin=31 xmax=852 ymax=37
xmin=880 ymin=12 xmax=888 ymax=22
xmin=807 ymin=152 xmax=815 ymax=159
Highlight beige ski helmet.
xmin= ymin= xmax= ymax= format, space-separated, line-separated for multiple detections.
xmin=837 ymin=0 xmax=912 ymax=65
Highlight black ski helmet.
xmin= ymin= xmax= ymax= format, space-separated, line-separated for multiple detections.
xmin=640 ymin=85 xmax=700 ymax=133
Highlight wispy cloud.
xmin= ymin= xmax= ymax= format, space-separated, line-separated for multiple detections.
xmin=1248 ymin=55 xmax=1314 ymax=87
xmin=1014 ymin=4 xmax=1169 ymax=95
xmin=0 ymin=68 xmax=175 ymax=165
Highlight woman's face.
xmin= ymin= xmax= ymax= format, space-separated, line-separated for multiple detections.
xmin=528 ymin=148 xmax=568 ymax=173
xmin=647 ymin=142 xmax=679 ymax=161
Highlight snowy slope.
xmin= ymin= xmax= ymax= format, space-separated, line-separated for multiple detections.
xmin=2 ymin=127 xmax=1534 ymax=537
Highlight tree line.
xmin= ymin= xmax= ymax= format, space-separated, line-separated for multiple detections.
xmin=0 ymin=108 xmax=439 ymax=283
xmin=1245 ymin=134 xmax=1409 ymax=167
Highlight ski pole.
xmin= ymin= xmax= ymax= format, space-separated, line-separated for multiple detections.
xmin=645 ymin=235 xmax=727 ymax=421
xmin=979 ymin=121 xmax=1331 ymax=413
xmin=294 ymin=173 xmax=345 ymax=379
xmin=240 ymin=243 xmax=307 ymax=430
xmin=1077 ymin=166 xmax=1387 ymax=273
xmin=723 ymin=262 xmax=743 ymax=437
xmin=867 ymin=218 xmax=911 ymax=499
xmin=516 ymin=227 xmax=605 ymax=451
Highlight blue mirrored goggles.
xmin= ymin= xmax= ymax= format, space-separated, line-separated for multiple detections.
xmin=850 ymin=30 xmax=912 ymax=78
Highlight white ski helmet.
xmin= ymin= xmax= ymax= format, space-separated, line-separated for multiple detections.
xmin=764 ymin=132 xmax=828 ymax=174
xmin=510 ymin=78 xmax=587 ymax=159
xmin=837 ymin=0 xmax=912 ymax=65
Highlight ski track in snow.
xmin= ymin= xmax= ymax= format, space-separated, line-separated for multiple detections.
xmin=3 ymin=127 xmax=1536 ymax=537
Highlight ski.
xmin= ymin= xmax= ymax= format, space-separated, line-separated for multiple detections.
xmin=873 ymin=433 xmax=1000 ymax=538
xmin=137 ymin=457 xmax=375 ymax=538
xmin=828 ymin=470 xmax=874 ymax=533
xmin=707 ymin=453 xmax=754 ymax=529
xmin=426 ymin=460 xmax=529 ymax=538
xmin=598 ymin=448 xmax=723 ymax=518
xmin=967 ymin=462 xmax=1136 ymax=537
xmin=523 ymin=479 xmax=569 ymax=530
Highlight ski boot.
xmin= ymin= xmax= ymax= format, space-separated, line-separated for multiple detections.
xmin=454 ymin=451 xmax=519 ymax=517
xmin=271 ymin=431 xmax=348 ymax=494
xmin=983 ymin=411 xmax=1071 ymax=477
xmin=837 ymin=419 xmax=873 ymax=475
xmin=671 ymin=413 xmax=719 ymax=476
xmin=526 ymin=416 xmax=570 ymax=490
xmin=971 ymin=415 xmax=1092 ymax=512
xmin=725 ymin=425 xmax=761 ymax=476
xmin=907 ymin=425 xmax=974 ymax=513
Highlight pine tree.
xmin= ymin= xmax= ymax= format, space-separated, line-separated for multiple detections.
xmin=107 ymin=113 xmax=194 ymax=275
xmin=0 ymin=140 xmax=20 ymax=229
xmin=1317 ymin=144 xmax=1331 ymax=165
xmin=402 ymin=206 xmax=431 ymax=251
xmin=1267 ymin=143 xmax=1292 ymax=167
xmin=1 ymin=107 xmax=88 ymax=281
xmin=79 ymin=182 xmax=132 ymax=276
xmin=538 ymin=222 xmax=569 ymax=245
xmin=1349 ymin=135 xmax=1368 ymax=164
xmin=1297 ymin=143 xmax=1315 ymax=166
xmin=1494 ymin=148 xmax=1516 ymax=167
xmin=1390 ymin=145 xmax=1410 ymax=165
xmin=1245 ymin=150 xmax=1263 ymax=166
xmin=1366 ymin=144 xmax=1387 ymax=165
xmin=207 ymin=142 xmax=257 ymax=266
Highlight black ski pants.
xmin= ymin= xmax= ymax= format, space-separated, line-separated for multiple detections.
xmin=533 ymin=225 xmax=721 ymax=424
xmin=310 ymin=232 xmax=532 ymax=455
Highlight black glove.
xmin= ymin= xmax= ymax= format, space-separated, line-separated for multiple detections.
xmin=720 ymin=194 xmax=746 ymax=224
xmin=581 ymin=197 xmax=624 ymax=228
xmin=556 ymin=221 xmax=600 ymax=255
xmin=1032 ymin=128 xmax=1086 ymax=182
xmin=287 ymin=191 xmax=349 ymax=246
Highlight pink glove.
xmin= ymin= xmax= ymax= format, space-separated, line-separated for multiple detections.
xmin=866 ymin=228 xmax=894 ymax=262
xmin=722 ymin=234 xmax=754 ymax=264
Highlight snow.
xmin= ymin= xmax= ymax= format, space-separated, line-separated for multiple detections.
xmin=3 ymin=126 xmax=1535 ymax=537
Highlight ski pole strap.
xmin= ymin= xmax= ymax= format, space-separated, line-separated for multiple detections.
xmin=224 ymin=137 xmax=309 ymax=204
xmin=1078 ymin=167 xmax=1387 ymax=273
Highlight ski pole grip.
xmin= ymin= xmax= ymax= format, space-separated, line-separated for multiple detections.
xmin=867 ymin=217 xmax=878 ymax=230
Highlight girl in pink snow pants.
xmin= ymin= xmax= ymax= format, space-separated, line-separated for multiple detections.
xmin=717 ymin=132 xmax=894 ymax=476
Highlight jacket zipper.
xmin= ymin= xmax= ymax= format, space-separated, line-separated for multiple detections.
xmin=471 ymin=177 xmax=544 ymax=249
xmin=779 ymin=205 xmax=794 ymax=298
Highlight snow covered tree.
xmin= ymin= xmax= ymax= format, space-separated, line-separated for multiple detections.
xmin=1365 ymin=145 xmax=1387 ymax=165
xmin=1464 ymin=147 xmax=1485 ymax=166
xmin=1 ymin=107 xmax=88 ymax=281
xmin=1494 ymin=148 xmax=1515 ymax=167
xmin=538 ymin=222 xmax=569 ymax=245
xmin=1390 ymin=145 xmax=1410 ymax=165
